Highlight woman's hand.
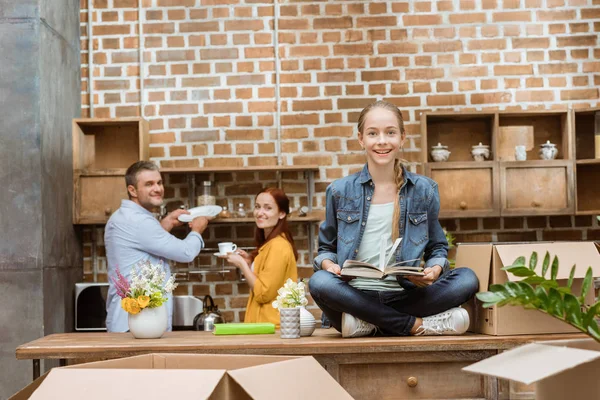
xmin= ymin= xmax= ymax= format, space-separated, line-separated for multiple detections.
xmin=218 ymin=252 xmax=246 ymax=269
xmin=406 ymin=265 xmax=443 ymax=287
xmin=322 ymin=260 xmax=341 ymax=275
xmin=235 ymin=249 xmax=252 ymax=265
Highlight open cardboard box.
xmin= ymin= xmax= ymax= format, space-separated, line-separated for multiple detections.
xmin=10 ymin=353 xmax=353 ymax=400
xmin=455 ymin=241 xmax=600 ymax=335
xmin=463 ymin=338 xmax=600 ymax=400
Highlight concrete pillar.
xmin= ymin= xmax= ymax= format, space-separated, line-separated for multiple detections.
xmin=0 ymin=0 xmax=81 ymax=397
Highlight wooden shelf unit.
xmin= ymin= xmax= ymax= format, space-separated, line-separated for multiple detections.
xmin=72 ymin=118 xmax=150 ymax=224
xmin=422 ymin=110 xmax=576 ymax=217
xmin=573 ymin=108 xmax=600 ymax=214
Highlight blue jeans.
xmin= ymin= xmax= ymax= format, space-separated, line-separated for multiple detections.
xmin=309 ymin=268 xmax=479 ymax=336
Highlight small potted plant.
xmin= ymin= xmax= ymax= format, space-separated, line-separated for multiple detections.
xmin=272 ymin=278 xmax=309 ymax=338
xmin=111 ymin=260 xmax=178 ymax=339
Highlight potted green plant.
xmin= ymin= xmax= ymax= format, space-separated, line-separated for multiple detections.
xmin=476 ymin=251 xmax=600 ymax=341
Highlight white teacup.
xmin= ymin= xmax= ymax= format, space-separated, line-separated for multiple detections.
xmin=515 ymin=145 xmax=527 ymax=161
xmin=218 ymin=242 xmax=237 ymax=255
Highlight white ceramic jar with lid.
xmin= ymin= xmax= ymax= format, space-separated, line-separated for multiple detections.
xmin=539 ymin=140 xmax=558 ymax=160
xmin=430 ymin=143 xmax=451 ymax=162
xmin=471 ymin=142 xmax=490 ymax=162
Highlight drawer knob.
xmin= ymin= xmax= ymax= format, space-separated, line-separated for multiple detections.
xmin=104 ymin=207 xmax=112 ymax=216
xmin=459 ymin=201 xmax=468 ymax=210
xmin=531 ymin=201 xmax=541 ymax=208
xmin=407 ymin=376 xmax=418 ymax=387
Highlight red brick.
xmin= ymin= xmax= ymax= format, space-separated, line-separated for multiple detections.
xmin=515 ymin=90 xmax=555 ymax=102
xmin=494 ymin=65 xmax=533 ymax=75
xmin=314 ymin=125 xmax=353 ymax=137
xmin=386 ymin=96 xmax=421 ymax=107
xmin=337 ymin=98 xmax=376 ymax=110
xmin=150 ymin=132 xmax=176 ymax=144
xmin=468 ymin=39 xmax=507 ymax=50
xmin=204 ymin=102 xmax=243 ymax=114
xmin=279 ymin=73 xmax=311 ymax=84
xmin=93 ymin=24 xmax=131 ymax=35
xmin=292 ymin=99 xmax=332 ymax=112
xmin=361 ymin=70 xmax=400 ymax=81
xmin=581 ymin=8 xmax=600 ymax=19
xmin=560 ymin=89 xmax=599 ymax=100
xmin=512 ymin=38 xmax=550 ymax=49
xmin=244 ymin=47 xmax=274 ymax=59
xmin=423 ymin=41 xmax=462 ymax=52
xmin=333 ymin=43 xmax=373 ymax=56
xmin=198 ymin=48 xmax=238 ymax=60
xmin=402 ymin=14 xmax=442 ymax=26
xmin=405 ymin=68 xmax=444 ymax=80
xmin=156 ymin=50 xmax=194 ymax=62
xmin=450 ymin=66 xmax=488 ymax=78
xmin=159 ymin=104 xmax=198 ymax=115
xmin=181 ymin=77 xmax=221 ymax=87
xmin=278 ymin=18 xmax=309 ymax=30
xmin=143 ymin=23 xmax=175 ymax=34
xmin=493 ymin=11 xmax=532 ymax=22
xmin=538 ymin=63 xmax=578 ymax=74
xmin=281 ymin=114 xmax=320 ymax=125
xmin=378 ymin=42 xmax=419 ymax=54
xmin=426 ymin=94 xmax=466 ymax=106
xmin=537 ymin=10 xmax=576 ymax=21
xmin=289 ymin=45 xmax=329 ymax=57
xmin=356 ymin=16 xmax=398 ymax=28
xmin=314 ymin=17 xmax=352 ymax=29
xmin=292 ymin=155 xmax=333 ymax=166
xmin=226 ymin=74 xmax=265 ymax=86
xmin=471 ymin=92 xmax=512 ymax=104
xmin=449 ymin=13 xmax=486 ymax=24
xmin=225 ymin=129 xmax=264 ymax=141
xmin=248 ymin=101 xmax=276 ymax=113
xmin=557 ymin=35 xmax=597 ymax=47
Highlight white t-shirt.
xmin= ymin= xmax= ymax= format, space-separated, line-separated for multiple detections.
xmin=349 ymin=202 xmax=404 ymax=292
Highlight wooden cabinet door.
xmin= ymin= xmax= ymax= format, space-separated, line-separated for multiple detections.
xmin=427 ymin=162 xmax=499 ymax=218
xmin=500 ymin=161 xmax=574 ymax=216
xmin=74 ymin=175 xmax=128 ymax=224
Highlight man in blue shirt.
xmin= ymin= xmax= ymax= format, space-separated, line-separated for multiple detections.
xmin=105 ymin=161 xmax=209 ymax=332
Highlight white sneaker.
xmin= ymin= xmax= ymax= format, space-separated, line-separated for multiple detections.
xmin=415 ymin=307 xmax=469 ymax=336
xmin=341 ymin=313 xmax=376 ymax=338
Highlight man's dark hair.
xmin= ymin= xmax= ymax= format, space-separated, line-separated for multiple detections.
xmin=125 ymin=161 xmax=159 ymax=189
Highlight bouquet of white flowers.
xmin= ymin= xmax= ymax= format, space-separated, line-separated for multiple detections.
xmin=111 ymin=260 xmax=177 ymax=315
xmin=272 ymin=278 xmax=308 ymax=310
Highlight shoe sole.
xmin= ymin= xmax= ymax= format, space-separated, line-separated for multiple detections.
xmin=341 ymin=313 xmax=351 ymax=338
xmin=455 ymin=307 xmax=470 ymax=334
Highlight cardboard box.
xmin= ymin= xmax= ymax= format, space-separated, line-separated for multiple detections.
xmin=463 ymin=338 xmax=600 ymax=400
xmin=455 ymin=241 xmax=600 ymax=335
xmin=10 ymin=353 xmax=353 ymax=400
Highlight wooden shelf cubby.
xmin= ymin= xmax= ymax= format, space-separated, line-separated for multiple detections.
xmin=573 ymin=108 xmax=600 ymax=214
xmin=422 ymin=110 xmax=576 ymax=217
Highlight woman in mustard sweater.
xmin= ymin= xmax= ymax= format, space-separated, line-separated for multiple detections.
xmin=220 ymin=187 xmax=298 ymax=327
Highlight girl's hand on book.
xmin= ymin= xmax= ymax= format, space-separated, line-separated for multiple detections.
xmin=322 ymin=260 xmax=341 ymax=275
xmin=406 ymin=265 xmax=442 ymax=287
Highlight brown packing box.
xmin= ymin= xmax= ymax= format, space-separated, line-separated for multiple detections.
xmin=455 ymin=241 xmax=600 ymax=335
xmin=463 ymin=338 xmax=600 ymax=400
xmin=10 ymin=353 xmax=354 ymax=400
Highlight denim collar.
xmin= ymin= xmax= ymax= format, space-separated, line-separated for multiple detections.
xmin=358 ymin=163 xmax=416 ymax=186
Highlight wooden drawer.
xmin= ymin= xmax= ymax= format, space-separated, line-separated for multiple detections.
xmin=500 ymin=161 xmax=573 ymax=216
xmin=334 ymin=351 xmax=492 ymax=400
xmin=74 ymin=175 xmax=127 ymax=224
xmin=427 ymin=162 xmax=499 ymax=218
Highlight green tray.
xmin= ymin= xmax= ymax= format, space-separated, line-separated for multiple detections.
xmin=213 ymin=323 xmax=276 ymax=335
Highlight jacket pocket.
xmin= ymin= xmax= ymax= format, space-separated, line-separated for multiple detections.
xmin=408 ymin=212 xmax=428 ymax=246
xmin=337 ymin=210 xmax=360 ymax=245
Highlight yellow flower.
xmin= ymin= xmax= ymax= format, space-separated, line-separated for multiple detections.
xmin=137 ymin=295 xmax=150 ymax=309
xmin=121 ymin=297 xmax=141 ymax=314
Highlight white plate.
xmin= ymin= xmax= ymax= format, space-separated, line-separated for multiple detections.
xmin=178 ymin=205 xmax=223 ymax=222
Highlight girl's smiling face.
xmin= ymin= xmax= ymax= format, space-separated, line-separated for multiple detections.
xmin=358 ymin=107 xmax=405 ymax=168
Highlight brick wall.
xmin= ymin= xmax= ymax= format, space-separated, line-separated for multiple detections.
xmin=79 ymin=0 xmax=600 ymax=322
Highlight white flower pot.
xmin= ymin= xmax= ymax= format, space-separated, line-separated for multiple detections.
xmin=279 ymin=307 xmax=300 ymax=339
xmin=299 ymin=307 xmax=316 ymax=337
xmin=128 ymin=304 xmax=168 ymax=339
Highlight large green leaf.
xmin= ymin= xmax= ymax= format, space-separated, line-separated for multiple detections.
xmin=512 ymin=256 xmax=526 ymax=267
xmin=563 ymin=293 xmax=583 ymax=328
xmin=476 ymin=291 xmax=505 ymax=304
xmin=529 ymin=252 xmax=538 ymax=271
xmin=489 ymin=284 xmax=509 ymax=293
xmin=541 ymin=251 xmax=550 ymax=277
xmin=535 ymin=286 xmax=549 ymax=311
xmin=501 ymin=265 xmax=535 ymax=277
xmin=583 ymin=302 xmax=600 ymax=330
xmin=516 ymin=282 xmax=536 ymax=302
xmin=540 ymin=280 xmax=559 ymax=290
xmin=588 ymin=321 xmax=600 ymax=342
xmin=567 ymin=265 xmax=576 ymax=289
xmin=522 ymin=276 xmax=546 ymax=285
xmin=550 ymin=256 xmax=559 ymax=281
xmin=548 ymin=288 xmax=564 ymax=318
xmin=580 ymin=267 xmax=593 ymax=302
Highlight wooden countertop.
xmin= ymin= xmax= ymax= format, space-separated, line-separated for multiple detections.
xmin=16 ymin=329 xmax=587 ymax=360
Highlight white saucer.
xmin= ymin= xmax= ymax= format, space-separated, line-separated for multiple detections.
xmin=178 ymin=205 xmax=223 ymax=222
xmin=213 ymin=252 xmax=230 ymax=257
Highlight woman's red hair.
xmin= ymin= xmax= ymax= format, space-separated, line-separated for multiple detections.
xmin=250 ymin=187 xmax=299 ymax=262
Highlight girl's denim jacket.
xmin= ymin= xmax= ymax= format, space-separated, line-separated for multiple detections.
xmin=314 ymin=164 xmax=449 ymax=275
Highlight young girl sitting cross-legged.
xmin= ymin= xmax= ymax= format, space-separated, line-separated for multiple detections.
xmin=309 ymin=101 xmax=479 ymax=338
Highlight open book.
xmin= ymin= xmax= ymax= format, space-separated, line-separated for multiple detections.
xmin=341 ymin=237 xmax=424 ymax=279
